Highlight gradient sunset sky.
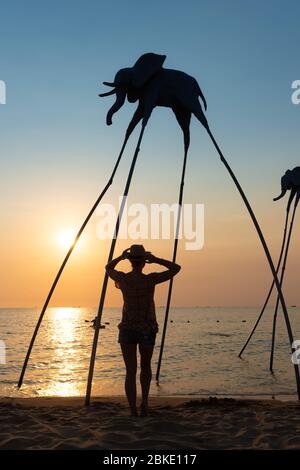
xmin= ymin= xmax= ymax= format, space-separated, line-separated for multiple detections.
xmin=1 ymin=0 xmax=300 ymax=307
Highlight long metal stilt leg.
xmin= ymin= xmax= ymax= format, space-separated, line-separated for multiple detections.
xmin=206 ymin=126 xmax=300 ymax=399
xmin=270 ymin=194 xmax=299 ymax=372
xmin=155 ymin=146 xmax=189 ymax=385
xmin=18 ymin=132 xmax=131 ymax=389
xmin=85 ymin=124 xmax=146 ymax=405
xmin=238 ymin=192 xmax=295 ymax=358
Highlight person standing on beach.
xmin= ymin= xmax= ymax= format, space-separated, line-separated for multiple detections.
xmin=106 ymin=245 xmax=181 ymax=417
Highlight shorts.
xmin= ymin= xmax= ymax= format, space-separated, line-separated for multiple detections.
xmin=118 ymin=329 xmax=157 ymax=346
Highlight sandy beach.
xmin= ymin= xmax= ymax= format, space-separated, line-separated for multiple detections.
xmin=0 ymin=396 xmax=300 ymax=450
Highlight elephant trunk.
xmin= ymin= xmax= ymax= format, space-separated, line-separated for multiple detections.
xmin=106 ymin=89 xmax=126 ymax=125
xmin=98 ymin=89 xmax=116 ymax=98
xmin=273 ymin=189 xmax=287 ymax=201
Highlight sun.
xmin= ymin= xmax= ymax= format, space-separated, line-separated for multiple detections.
xmin=57 ymin=228 xmax=77 ymax=250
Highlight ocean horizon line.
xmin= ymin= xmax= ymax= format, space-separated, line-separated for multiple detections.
xmin=0 ymin=305 xmax=297 ymax=310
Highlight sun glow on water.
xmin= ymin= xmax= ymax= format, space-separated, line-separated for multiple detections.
xmin=40 ymin=307 xmax=83 ymax=397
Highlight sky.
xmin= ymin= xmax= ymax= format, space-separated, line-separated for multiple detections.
xmin=1 ymin=0 xmax=300 ymax=307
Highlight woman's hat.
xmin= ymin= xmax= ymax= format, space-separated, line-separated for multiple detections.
xmin=128 ymin=244 xmax=147 ymax=260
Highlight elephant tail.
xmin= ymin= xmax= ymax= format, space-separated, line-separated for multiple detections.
xmin=198 ymin=86 xmax=207 ymax=111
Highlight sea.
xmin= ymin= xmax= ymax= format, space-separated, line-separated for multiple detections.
xmin=1 ymin=307 xmax=300 ymax=399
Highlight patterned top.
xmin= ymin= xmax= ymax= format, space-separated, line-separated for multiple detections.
xmin=108 ymin=269 xmax=175 ymax=333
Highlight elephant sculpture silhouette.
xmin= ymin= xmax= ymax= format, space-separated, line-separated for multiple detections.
xmin=274 ymin=167 xmax=300 ymax=202
xmin=269 ymin=167 xmax=300 ymax=371
xmin=99 ymin=52 xmax=208 ymax=152
xmin=240 ymin=167 xmax=300 ymax=372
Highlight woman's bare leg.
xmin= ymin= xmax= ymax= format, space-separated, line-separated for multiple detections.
xmin=139 ymin=344 xmax=155 ymax=416
xmin=120 ymin=343 xmax=138 ymax=415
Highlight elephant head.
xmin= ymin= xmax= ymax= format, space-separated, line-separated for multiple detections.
xmin=99 ymin=53 xmax=166 ymax=125
xmin=274 ymin=167 xmax=300 ymax=201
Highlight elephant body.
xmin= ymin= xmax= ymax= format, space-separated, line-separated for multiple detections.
xmin=99 ymin=53 xmax=208 ymax=151
xmin=286 ymin=167 xmax=300 ymax=189
xmin=129 ymin=68 xmax=205 ymax=109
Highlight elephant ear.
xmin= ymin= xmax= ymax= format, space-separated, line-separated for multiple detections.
xmin=131 ymin=53 xmax=166 ymax=88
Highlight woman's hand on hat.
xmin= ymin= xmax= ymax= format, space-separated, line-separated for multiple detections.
xmin=121 ymin=248 xmax=130 ymax=260
xmin=145 ymin=252 xmax=156 ymax=263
